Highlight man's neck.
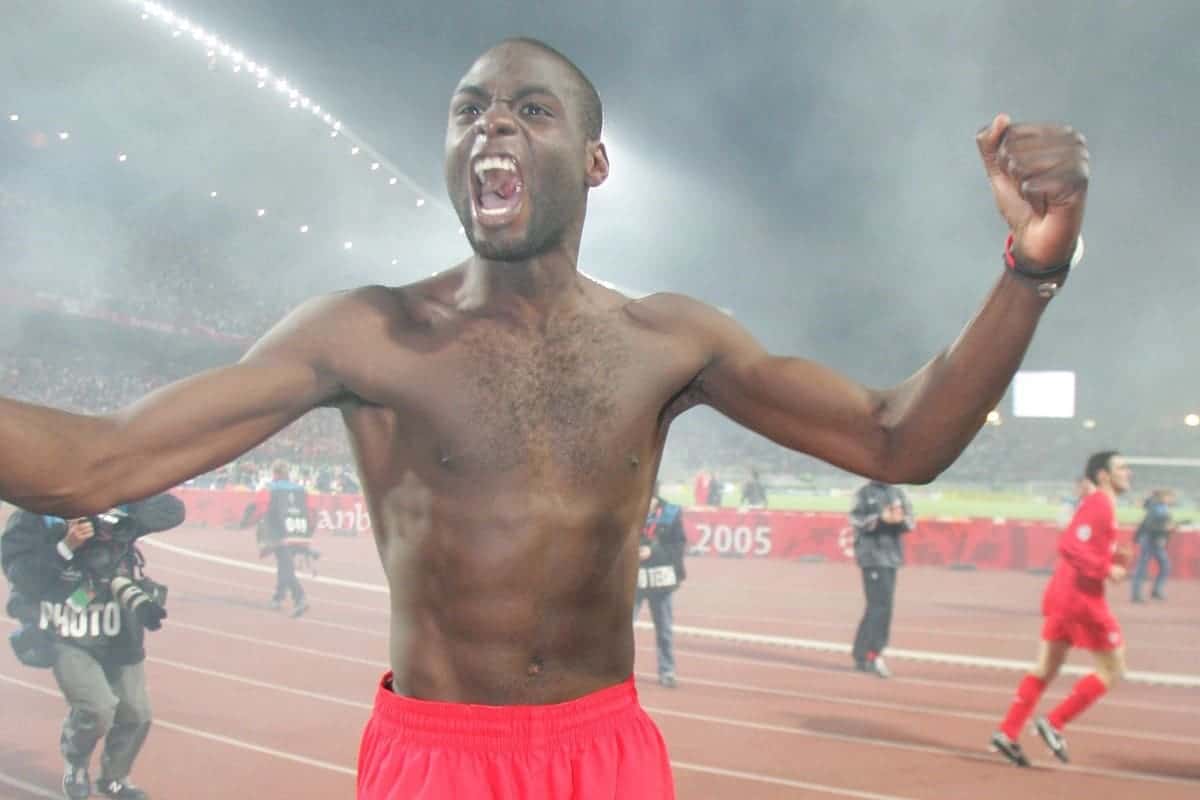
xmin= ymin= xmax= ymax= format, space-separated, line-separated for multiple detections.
xmin=457 ymin=249 xmax=581 ymax=315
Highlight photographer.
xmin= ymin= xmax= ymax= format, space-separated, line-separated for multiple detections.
xmin=2 ymin=492 xmax=184 ymax=800
xmin=242 ymin=460 xmax=314 ymax=617
xmin=849 ymin=480 xmax=914 ymax=679
xmin=633 ymin=484 xmax=687 ymax=688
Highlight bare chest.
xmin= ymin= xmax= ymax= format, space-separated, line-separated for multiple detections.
xmin=363 ymin=309 xmax=681 ymax=480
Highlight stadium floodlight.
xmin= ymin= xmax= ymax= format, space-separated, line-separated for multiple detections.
xmin=388 ymin=177 xmax=398 ymax=185
xmin=256 ymin=208 xmax=266 ymax=217
xmin=232 ymin=64 xmax=242 ymax=73
xmin=391 ymin=258 xmax=399 ymax=265
xmin=1186 ymin=414 xmax=1200 ymax=427
xmin=209 ymin=191 xmax=218 ymax=198
xmin=171 ymin=30 xmax=181 ymax=38
xmin=1012 ymin=370 xmax=1076 ymax=418
xmin=299 ymin=224 xmax=309 ymax=233
xmin=257 ymin=81 xmax=266 ymax=89
xmin=7 ymin=114 xmax=18 ymax=122
xmin=343 ymin=241 xmax=353 ymax=250
xmin=370 ymin=162 xmax=380 ymax=171
xmin=1082 ymin=418 xmax=1097 ymax=429
xmin=289 ymin=100 xmax=299 ymax=109
xmin=350 ymin=146 xmax=360 ymax=155
xmin=57 ymin=131 xmax=70 ymax=140
xmin=330 ymin=131 xmax=339 ymax=138
xmin=117 ymin=153 xmax=128 ymax=162
xmin=416 ymin=198 xmax=425 ymax=207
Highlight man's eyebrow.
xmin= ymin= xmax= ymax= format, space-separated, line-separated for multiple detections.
xmin=451 ymin=84 xmax=561 ymax=102
xmin=453 ymin=84 xmax=488 ymax=99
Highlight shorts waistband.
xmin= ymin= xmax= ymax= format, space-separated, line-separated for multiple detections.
xmin=369 ymin=673 xmax=641 ymax=752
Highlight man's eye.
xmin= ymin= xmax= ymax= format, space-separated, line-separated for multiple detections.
xmin=457 ymin=104 xmax=481 ymax=117
xmin=521 ymin=104 xmax=550 ymax=117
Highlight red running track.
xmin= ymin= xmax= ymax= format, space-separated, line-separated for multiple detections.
xmin=2 ymin=525 xmax=1198 ymax=799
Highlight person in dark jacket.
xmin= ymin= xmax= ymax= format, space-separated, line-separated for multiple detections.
xmin=242 ymin=460 xmax=315 ymax=617
xmin=2 ymin=492 xmax=183 ymax=800
xmin=633 ymin=484 xmax=687 ymax=688
xmin=1131 ymin=489 xmax=1177 ymax=602
xmin=849 ymin=480 xmax=913 ymax=678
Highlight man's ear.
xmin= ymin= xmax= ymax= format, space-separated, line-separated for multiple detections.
xmin=585 ymin=141 xmax=609 ymax=188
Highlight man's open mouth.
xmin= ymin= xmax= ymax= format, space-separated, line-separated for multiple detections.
xmin=471 ymin=154 xmax=524 ymax=226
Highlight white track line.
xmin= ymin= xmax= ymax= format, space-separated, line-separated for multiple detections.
xmin=635 ymin=670 xmax=1200 ymax=746
xmin=0 ymin=672 xmax=356 ymax=776
xmin=152 ymin=563 xmax=387 ymax=614
xmin=143 ymin=540 xmax=386 ymax=593
xmin=645 ymin=622 xmax=1200 ymax=688
xmin=146 ymin=540 xmax=1200 ymax=688
xmin=0 ymin=770 xmax=60 ymax=799
xmin=666 ymin=645 xmax=1200 ymax=716
xmin=147 ymin=656 xmax=373 ymax=710
xmin=0 ymin=671 xmax=899 ymax=795
xmin=679 ymin=612 xmax=1200 ymax=653
xmin=646 ymin=706 xmax=1200 ymax=788
xmin=671 ymin=761 xmax=920 ymax=800
xmin=165 ymin=620 xmax=389 ymax=669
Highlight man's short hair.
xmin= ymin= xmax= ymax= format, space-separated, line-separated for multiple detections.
xmin=1085 ymin=450 xmax=1119 ymax=484
xmin=499 ymin=37 xmax=603 ymax=140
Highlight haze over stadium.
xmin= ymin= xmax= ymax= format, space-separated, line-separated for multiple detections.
xmin=1 ymin=1 xmax=1198 ymax=799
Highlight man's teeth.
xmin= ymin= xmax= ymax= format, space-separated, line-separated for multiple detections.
xmin=473 ymin=156 xmax=517 ymax=180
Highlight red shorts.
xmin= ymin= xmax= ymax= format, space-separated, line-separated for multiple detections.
xmin=1041 ymin=593 xmax=1123 ymax=651
xmin=357 ymin=673 xmax=674 ymax=799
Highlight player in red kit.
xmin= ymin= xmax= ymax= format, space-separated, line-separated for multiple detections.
xmin=990 ymin=450 xmax=1132 ymax=766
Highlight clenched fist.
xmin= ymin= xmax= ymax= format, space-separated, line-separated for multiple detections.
xmin=977 ymin=114 xmax=1089 ymax=271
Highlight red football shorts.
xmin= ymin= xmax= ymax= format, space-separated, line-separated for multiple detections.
xmin=1042 ymin=593 xmax=1123 ymax=651
xmin=357 ymin=673 xmax=675 ymax=799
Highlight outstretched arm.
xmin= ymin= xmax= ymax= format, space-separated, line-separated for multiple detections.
xmin=0 ymin=292 xmax=356 ymax=516
xmin=691 ymin=116 xmax=1089 ymax=484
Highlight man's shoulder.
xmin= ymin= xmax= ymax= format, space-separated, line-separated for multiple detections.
xmin=625 ymin=291 xmax=722 ymax=327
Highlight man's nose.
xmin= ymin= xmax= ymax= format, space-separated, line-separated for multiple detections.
xmin=476 ymin=105 xmax=518 ymax=138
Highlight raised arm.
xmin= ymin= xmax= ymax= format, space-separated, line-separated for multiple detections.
xmin=0 ymin=291 xmax=361 ymax=516
xmin=688 ymin=115 xmax=1089 ymax=484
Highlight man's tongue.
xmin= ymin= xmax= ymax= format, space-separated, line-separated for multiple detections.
xmin=479 ymin=172 xmax=521 ymax=211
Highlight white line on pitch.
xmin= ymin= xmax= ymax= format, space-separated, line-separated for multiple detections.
xmin=672 ymin=761 xmax=920 ymax=800
xmin=647 ymin=706 xmax=1200 ymax=788
xmin=144 ymin=541 xmax=1200 ymax=688
xmin=636 ymin=670 xmax=1200 ymax=746
xmin=0 ymin=672 xmax=356 ymax=778
xmin=0 ymin=770 xmax=60 ymax=799
xmin=665 ymin=644 xmax=1200 ymax=717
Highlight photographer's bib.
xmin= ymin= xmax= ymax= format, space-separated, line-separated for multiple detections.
xmin=39 ymin=599 xmax=123 ymax=643
xmin=637 ymin=564 xmax=679 ymax=591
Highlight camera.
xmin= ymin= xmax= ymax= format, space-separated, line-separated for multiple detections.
xmin=111 ymin=576 xmax=168 ymax=631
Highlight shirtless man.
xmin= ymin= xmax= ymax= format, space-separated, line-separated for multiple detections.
xmin=0 ymin=38 xmax=1090 ymax=799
